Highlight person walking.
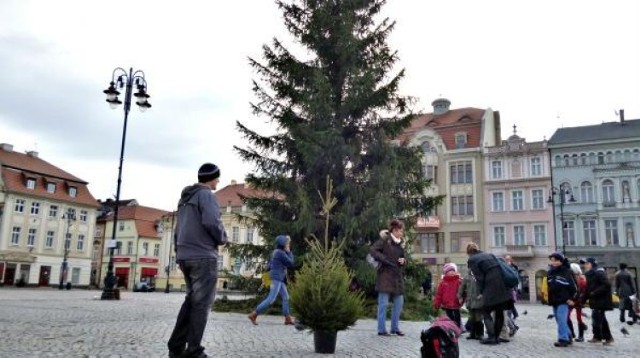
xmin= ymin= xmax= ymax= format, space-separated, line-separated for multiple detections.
xmin=434 ymin=263 xmax=463 ymax=327
xmin=168 ymin=163 xmax=228 ymax=358
xmin=583 ymin=257 xmax=614 ymax=345
xmin=248 ymin=235 xmax=295 ymax=325
xmin=546 ymin=252 xmax=577 ymax=348
xmin=458 ymin=270 xmax=484 ymax=340
xmin=369 ymin=219 xmax=406 ymax=336
xmin=466 ymin=242 xmax=513 ymax=345
xmin=615 ymin=263 xmax=638 ymax=324
xmin=568 ymin=263 xmax=588 ymax=342
xmin=504 ymin=255 xmax=520 ymax=321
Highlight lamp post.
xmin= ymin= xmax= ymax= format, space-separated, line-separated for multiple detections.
xmin=59 ymin=208 xmax=76 ymax=290
xmin=164 ymin=211 xmax=176 ymax=294
xmin=547 ymin=186 xmax=576 ymax=256
xmin=101 ymin=67 xmax=151 ymax=300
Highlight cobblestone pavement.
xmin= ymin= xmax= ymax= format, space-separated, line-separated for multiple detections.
xmin=0 ymin=289 xmax=638 ymax=357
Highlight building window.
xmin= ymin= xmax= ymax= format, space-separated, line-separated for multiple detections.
xmin=564 ymin=221 xmax=576 ymax=246
xmin=47 ymin=182 xmax=56 ymax=193
xmin=492 ymin=192 xmax=504 ymax=212
xmin=46 ymin=231 xmax=55 ymax=248
xmin=65 ymin=233 xmax=71 ymax=250
xmin=232 ymin=227 xmax=240 ymax=243
xmin=11 ymin=227 xmax=21 ymax=245
xmin=14 ymin=199 xmax=25 ymax=213
xmin=49 ymin=205 xmax=58 ymax=218
xmin=512 ymin=190 xmax=524 ymax=211
xmin=119 ymin=222 xmax=125 ymax=231
xmin=424 ymin=165 xmax=437 ymax=182
xmin=530 ymin=157 xmax=542 ymax=176
xmin=583 ymin=220 xmax=597 ymax=246
xmin=26 ymin=178 xmax=36 ymax=189
xmin=26 ymin=228 xmax=36 ymax=247
xmin=30 ymin=202 xmax=41 ymax=215
xmin=580 ymin=153 xmax=587 ymax=165
xmin=555 ymin=155 xmax=562 ymax=167
xmin=246 ymin=228 xmax=255 ymax=244
xmin=597 ymin=152 xmax=605 ymax=164
xmin=421 ymin=141 xmax=435 ymax=153
xmin=493 ymin=227 xmax=505 ymax=247
xmin=580 ymin=182 xmax=594 ymax=203
xmin=451 ymin=196 xmax=474 ymax=216
xmin=218 ymin=256 xmax=224 ymax=270
xmin=622 ymin=180 xmax=631 ymax=203
xmin=154 ymin=243 xmax=160 ymax=257
xmin=142 ymin=242 xmax=149 ymax=256
xmin=450 ymin=161 xmax=472 ymax=184
xmin=604 ymin=219 xmax=619 ymax=246
xmin=534 ymin=225 xmax=546 ymax=246
xmin=115 ymin=241 xmax=122 ymax=255
xmin=455 ymin=133 xmax=467 ymax=149
xmin=563 ymin=155 xmax=570 ymax=166
xmin=491 ymin=160 xmax=503 ymax=179
xmin=513 ymin=225 xmax=525 ymax=245
xmin=531 ymin=189 xmax=544 ymax=210
xmin=127 ymin=241 xmax=133 ymax=255
xmin=77 ymin=234 xmax=85 ymax=251
xmin=71 ymin=268 xmax=81 ymax=285
xmin=418 ymin=233 xmax=444 ymax=254
xmin=69 ymin=186 xmax=77 ymax=197
xmin=602 ymin=180 xmax=615 ymax=205
xmin=450 ymin=231 xmax=479 ymax=253
xmin=79 ymin=210 xmax=88 ymax=222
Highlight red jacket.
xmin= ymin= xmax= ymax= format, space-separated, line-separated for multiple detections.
xmin=575 ymin=274 xmax=587 ymax=307
xmin=434 ymin=274 xmax=463 ymax=309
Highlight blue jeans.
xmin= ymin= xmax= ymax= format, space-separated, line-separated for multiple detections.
xmin=255 ymin=279 xmax=290 ymax=315
xmin=168 ymin=258 xmax=218 ymax=356
xmin=553 ymin=304 xmax=570 ymax=341
xmin=377 ymin=292 xmax=404 ymax=333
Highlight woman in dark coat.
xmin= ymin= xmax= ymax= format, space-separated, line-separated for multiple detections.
xmin=466 ymin=242 xmax=513 ymax=345
xmin=370 ymin=219 xmax=406 ymax=336
xmin=615 ymin=263 xmax=638 ymax=323
xmin=583 ymin=257 xmax=614 ymax=344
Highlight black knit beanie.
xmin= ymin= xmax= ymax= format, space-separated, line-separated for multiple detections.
xmin=198 ymin=163 xmax=220 ymax=180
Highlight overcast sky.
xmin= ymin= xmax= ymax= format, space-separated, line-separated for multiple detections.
xmin=1 ymin=0 xmax=639 ymax=211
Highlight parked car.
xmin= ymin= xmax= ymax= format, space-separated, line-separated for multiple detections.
xmin=133 ymin=281 xmax=155 ymax=292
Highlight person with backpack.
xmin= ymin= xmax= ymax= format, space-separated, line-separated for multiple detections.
xmin=582 ymin=257 xmax=614 ymax=345
xmin=466 ymin=242 xmax=513 ymax=345
xmin=568 ymin=263 xmax=588 ymax=342
xmin=615 ymin=263 xmax=638 ymax=324
xmin=248 ymin=235 xmax=295 ymax=326
xmin=434 ymin=263 xmax=463 ymax=327
xmin=546 ymin=252 xmax=577 ymax=348
xmin=458 ymin=270 xmax=484 ymax=340
xmin=369 ymin=219 xmax=406 ymax=336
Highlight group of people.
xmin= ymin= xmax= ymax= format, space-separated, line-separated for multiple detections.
xmin=546 ymin=252 xmax=639 ymax=348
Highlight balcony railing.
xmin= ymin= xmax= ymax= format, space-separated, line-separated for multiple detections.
xmin=505 ymin=244 xmax=535 ymax=257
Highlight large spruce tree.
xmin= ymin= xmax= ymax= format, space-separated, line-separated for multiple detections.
xmin=235 ymin=0 xmax=442 ymax=260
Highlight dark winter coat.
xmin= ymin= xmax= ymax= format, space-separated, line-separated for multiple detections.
xmin=547 ymin=264 xmax=577 ymax=307
xmin=434 ymin=273 xmax=463 ymax=310
xmin=615 ymin=269 xmax=636 ymax=299
xmin=458 ymin=272 xmax=483 ymax=310
xmin=370 ymin=230 xmax=405 ymax=295
xmin=467 ymin=251 xmax=512 ymax=309
xmin=585 ymin=267 xmax=613 ymax=310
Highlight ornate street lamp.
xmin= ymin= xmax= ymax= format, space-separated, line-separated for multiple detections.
xmin=59 ymin=208 xmax=76 ymax=290
xmin=547 ymin=186 xmax=576 ymax=256
xmin=101 ymin=68 xmax=151 ymax=300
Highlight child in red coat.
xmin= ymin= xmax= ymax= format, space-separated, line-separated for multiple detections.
xmin=434 ymin=263 xmax=463 ymax=327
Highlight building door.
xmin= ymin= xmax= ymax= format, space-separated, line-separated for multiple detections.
xmin=518 ymin=270 xmax=530 ymax=301
xmin=4 ymin=264 xmax=16 ymax=286
xmin=39 ymin=266 xmax=51 ymax=286
xmin=115 ymin=267 xmax=130 ymax=289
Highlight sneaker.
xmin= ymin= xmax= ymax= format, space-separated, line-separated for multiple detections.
xmin=603 ymin=338 xmax=614 ymax=346
xmin=378 ymin=332 xmax=391 ymax=336
xmin=554 ymin=340 xmax=569 ymax=347
xmin=390 ymin=330 xmax=405 ymax=336
xmin=575 ymin=337 xmax=584 ymax=342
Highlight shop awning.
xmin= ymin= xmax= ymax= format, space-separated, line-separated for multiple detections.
xmin=141 ymin=267 xmax=158 ymax=276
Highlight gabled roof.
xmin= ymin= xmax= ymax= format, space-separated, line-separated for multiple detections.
xmin=104 ymin=204 xmax=169 ymax=238
xmin=215 ymin=183 xmax=266 ymax=207
xmin=0 ymin=146 xmax=98 ymax=207
xmin=548 ymin=118 xmax=640 ymax=146
xmin=399 ymin=107 xmax=486 ymax=149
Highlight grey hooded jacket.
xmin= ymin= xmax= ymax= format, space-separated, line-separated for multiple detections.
xmin=174 ymin=183 xmax=228 ymax=260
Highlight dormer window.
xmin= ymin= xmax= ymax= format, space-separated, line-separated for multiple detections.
xmin=455 ymin=133 xmax=467 ymax=149
xmin=26 ymin=178 xmax=36 ymax=189
xmin=69 ymin=186 xmax=77 ymax=197
xmin=47 ymin=182 xmax=56 ymax=193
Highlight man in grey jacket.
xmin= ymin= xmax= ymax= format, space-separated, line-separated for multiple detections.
xmin=168 ymin=163 xmax=228 ymax=358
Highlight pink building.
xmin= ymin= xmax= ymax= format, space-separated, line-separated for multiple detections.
xmin=483 ymin=128 xmax=554 ymax=303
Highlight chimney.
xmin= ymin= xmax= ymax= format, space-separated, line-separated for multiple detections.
xmin=619 ymin=109 xmax=625 ymax=124
xmin=0 ymin=143 xmax=14 ymax=151
xmin=431 ymin=98 xmax=451 ymax=115
xmin=26 ymin=150 xmax=39 ymax=158
xmin=230 ymin=179 xmax=237 ymax=185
